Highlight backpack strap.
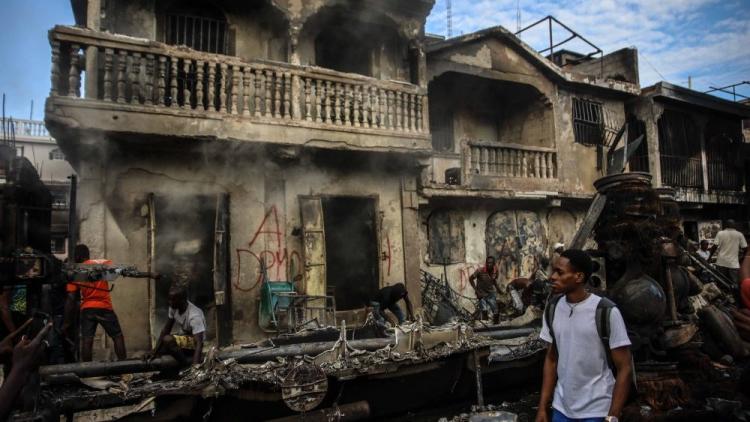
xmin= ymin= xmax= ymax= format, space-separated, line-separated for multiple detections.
xmin=595 ymin=296 xmax=616 ymax=372
xmin=544 ymin=294 xmax=563 ymax=345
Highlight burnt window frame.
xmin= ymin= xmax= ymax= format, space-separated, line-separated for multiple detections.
xmin=572 ymin=97 xmax=604 ymax=146
xmin=657 ymin=109 xmax=704 ymax=189
xmin=161 ymin=4 xmax=230 ymax=56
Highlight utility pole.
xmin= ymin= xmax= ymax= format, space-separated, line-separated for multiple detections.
xmin=446 ymin=0 xmax=452 ymax=38
xmin=516 ymin=0 xmax=521 ymax=33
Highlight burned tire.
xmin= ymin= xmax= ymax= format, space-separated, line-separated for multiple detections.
xmin=700 ymin=305 xmax=748 ymax=358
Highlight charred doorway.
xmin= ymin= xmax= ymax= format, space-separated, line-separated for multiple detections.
xmin=322 ymin=197 xmax=379 ymax=310
xmin=149 ymin=193 xmax=231 ymax=346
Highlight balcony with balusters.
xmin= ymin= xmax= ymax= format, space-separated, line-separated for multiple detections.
xmin=45 ymin=26 xmax=430 ymax=154
xmin=421 ymin=139 xmax=560 ymax=198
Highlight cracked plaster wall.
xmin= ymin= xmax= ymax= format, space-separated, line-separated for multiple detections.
xmin=418 ymin=203 xmax=587 ymax=311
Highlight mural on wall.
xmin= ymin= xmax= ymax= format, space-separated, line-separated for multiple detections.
xmin=698 ymin=220 xmax=722 ymax=242
xmin=546 ymin=208 xmax=577 ymax=254
xmin=485 ymin=210 xmax=547 ymax=280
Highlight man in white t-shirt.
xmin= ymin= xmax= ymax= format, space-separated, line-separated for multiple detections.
xmin=697 ymin=240 xmax=711 ymax=261
xmin=146 ymin=285 xmax=206 ymax=365
xmin=711 ymin=220 xmax=747 ymax=285
xmin=535 ymin=249 xmax=632 ymax=422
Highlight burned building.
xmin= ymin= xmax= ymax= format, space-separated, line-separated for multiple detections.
xmin=46 ymin=0 xmax=434 ymax=355
xmin=418 ymin=26 xmax=640 ymax=305
xmin=628 ymin=82 xmax=750 ymax=241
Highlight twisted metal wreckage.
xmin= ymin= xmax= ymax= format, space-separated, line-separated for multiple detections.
xmin=3 ymin=134 xmax=750 ymax=420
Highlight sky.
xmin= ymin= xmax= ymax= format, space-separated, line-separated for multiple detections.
xmin=0 ymin=0 xmax=748 ymax=120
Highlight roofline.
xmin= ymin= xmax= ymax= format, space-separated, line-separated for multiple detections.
xmin=425 ymin=25 xmax=639 ymax=96
xmin=643 ymin=81 xmax=750 ymax=118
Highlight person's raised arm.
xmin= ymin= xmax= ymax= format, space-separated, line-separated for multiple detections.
xmin=535 ymin=343 xmax=558 ymax=422
xmin=607 ymin=346 xmax=633 ymax=418
xmin=0 ymin=318 xmax=32 ymax=357
xmin=0 ymin=323 xmax=52 ymax=420
xmin=741 ymin=244 xmax=750 ymax=282
xmin=0 ymin=288 xmax=16 ymax=333
xmin=191 ymin=332 xmax=204 ymax=364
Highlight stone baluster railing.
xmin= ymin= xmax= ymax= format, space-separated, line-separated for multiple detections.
xmin=48 ymin=26 xmax=428 ymax=137
xmin=467 ymin=141 xmax=557 ymax=179
xmin=9 ymin=119 xmax=51 ymax=138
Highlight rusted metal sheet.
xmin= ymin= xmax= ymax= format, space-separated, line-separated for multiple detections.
xmin=299 ymin=197 xmax=326 ymax=297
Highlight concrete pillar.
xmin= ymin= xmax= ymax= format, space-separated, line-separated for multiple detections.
xmin=401 ymin=175 xmax=422 ymax=311
xmin=84 ymin=0 xmax=101 ymax=99
xmin=634 ymin=99 xmax=662 ymax=187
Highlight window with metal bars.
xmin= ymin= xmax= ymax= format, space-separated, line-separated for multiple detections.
xmin=657 ymin=110 xmax=703 ymax=189
xmin=164 ymin=12 xmax=228 ymax=55
xmin=572 ymin=98 xmax=604 ymax=145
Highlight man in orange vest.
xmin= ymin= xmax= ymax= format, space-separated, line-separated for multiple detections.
xmin=63 ymin=244 xmax=127 ymax=361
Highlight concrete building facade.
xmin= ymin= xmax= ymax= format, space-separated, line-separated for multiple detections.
xmin=417 ymin=28 xmax=639 ymax=307
xmin=48 ymin=0 xmax=434 ymax=354
xmin=628 ymin=82 xmax=750 ymax=241
xmin=7 ymin=119 xmax=75 ymax=258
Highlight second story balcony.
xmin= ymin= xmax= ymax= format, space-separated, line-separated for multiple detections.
xmin=46 ymin=26 xmax=430 ymax=154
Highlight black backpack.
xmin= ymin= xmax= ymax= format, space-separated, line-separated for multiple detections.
xmin=543 ymin=294 xmax=617 ymax=371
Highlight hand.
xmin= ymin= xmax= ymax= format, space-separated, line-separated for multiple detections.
xmin=0 ymin=318 xmax=32 ymax=357
xmin=12 ymin=323 xmax=52 ymax=372
xmin=535 ymin=408 xmax=549 ymax=422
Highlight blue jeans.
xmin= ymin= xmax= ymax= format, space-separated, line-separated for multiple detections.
xmin=478 ymin=291 xmax=498 ymax=314
xmin=371 ymin=301 xmax=405 ymax=324
xmin=552 ymin=409 xmax=605 ymax=422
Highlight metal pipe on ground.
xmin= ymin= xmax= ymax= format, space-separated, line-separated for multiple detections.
xmin=475 ymin=327 xmax=536 ymax=339
xmin=39 ymin=328 xmax=535 ymax=378
xmin=264 ymin=401 xmax=370 ymax=422
xmin=39 ymin=338 xmax=393 ymax=378
xmin=39 ymin=356 xmax=181 ymax=378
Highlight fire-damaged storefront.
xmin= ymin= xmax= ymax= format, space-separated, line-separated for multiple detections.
xmin=46 ymin=0 xmax=433 ymax=353
xmin=418 ymin=27 xmax=639 ymax=307
xmin=629 ymin=82 xmax=750 ymax=240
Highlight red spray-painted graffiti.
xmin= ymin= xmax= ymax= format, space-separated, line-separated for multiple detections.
xmin=383 ymin=234 xmax=392 ymax=276
xmin=235 ymin=205 xmax=302 ymax=292
xmin=457 ymin=264 xmax=483 ymax=292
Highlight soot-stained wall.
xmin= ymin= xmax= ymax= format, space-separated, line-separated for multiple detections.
xmin=71 ymin=137 xmax=412 ymax=354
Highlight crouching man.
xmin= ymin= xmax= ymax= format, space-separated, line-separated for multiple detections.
xmin=147 ymin=285 xmax=205 ymax=365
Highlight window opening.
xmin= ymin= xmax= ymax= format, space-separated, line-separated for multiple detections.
xmin=428 ymin=210 xmax=465 ymax=264
xmin=572 ymin=98 xmax=604 ymax=145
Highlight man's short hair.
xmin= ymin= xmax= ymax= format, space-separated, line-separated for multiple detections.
xmin=74 ymin=244 xmax=90 ymax=263
xmin=168 ymin=284 xmax=187 ymax=299
xmin=559 ymin=249 xmax=593 ymax=282
xmin=700 ymin=239 xmax=709 ymax=246
xmin=725 ymin=219 xmax=736 ymax=229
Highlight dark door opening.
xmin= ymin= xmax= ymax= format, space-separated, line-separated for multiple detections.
xmin=153 ymin=194 xmax=218 ymax=342
xmin=322 ymin=197 xmax=379 ymax=310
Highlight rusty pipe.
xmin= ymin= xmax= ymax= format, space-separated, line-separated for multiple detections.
xmin=664 ymin=264 xmax=678 ymax=322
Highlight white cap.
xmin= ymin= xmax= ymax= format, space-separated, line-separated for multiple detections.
xmin=554 ymin=242 xmax=565 ymax=250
